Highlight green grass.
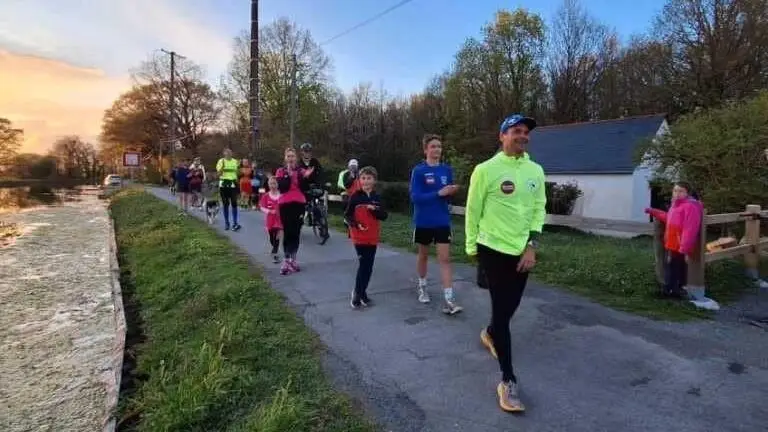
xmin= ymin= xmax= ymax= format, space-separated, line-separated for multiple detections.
xmin=328 ymin=208 xmax=761 ymax=322
xmin=112 ymin=190 xmax=375 ymax=432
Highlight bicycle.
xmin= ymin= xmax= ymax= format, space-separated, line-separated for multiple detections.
xmin=305 ymin=183 xmax=330 ymax=245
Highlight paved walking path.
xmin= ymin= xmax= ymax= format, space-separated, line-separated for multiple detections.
xmin=151 ymin=188 xmax=768 ymax=432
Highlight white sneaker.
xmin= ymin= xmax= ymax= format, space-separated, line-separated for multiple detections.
xmin=417 ymin=282 xmax=430 ymax=303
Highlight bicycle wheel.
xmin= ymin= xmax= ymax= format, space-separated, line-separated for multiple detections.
xmin=315 ymin=205 xmax=330 ymax=245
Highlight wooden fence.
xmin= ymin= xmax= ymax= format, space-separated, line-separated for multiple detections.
xmin=324 ymin=193 xmax=653 ymax=235
xmin=653 ymin=204 xmax=768 ymax=287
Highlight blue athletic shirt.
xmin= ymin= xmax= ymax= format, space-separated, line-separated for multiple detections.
xmin=174 ymin=167 xmax=190 ymax=186
xmin=409 ymin=161 xmax=453 ymax=228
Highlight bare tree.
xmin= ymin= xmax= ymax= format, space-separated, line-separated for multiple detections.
xmin=50 ymin=136 xmax=102 ymax=181
xmin=655 ymin=0 xmax=768 ymax=110
xmin=547 ymin=0 xmax=610 ymax=122
xmin=221 ymin=18 xmax=333 ymax=156
xmin=133 ymin=53 xmax=221 ymax=152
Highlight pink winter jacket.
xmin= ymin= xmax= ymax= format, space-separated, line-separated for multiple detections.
xmin=645 ymin=197 xmax=703 ymax=255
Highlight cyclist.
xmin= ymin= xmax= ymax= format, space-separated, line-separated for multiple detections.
xmin=298 ymin=142 xmax=323 ymax=224
xmin=189 ymin=157 xmax=206 ymax=209
xmin=410 ymin=134 xmax=462 ymax=315
xmin=465 ymin=114 xmax=545 ymax=413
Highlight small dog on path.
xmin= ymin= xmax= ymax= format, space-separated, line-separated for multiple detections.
xmin=205 ymin=199 xmax=220 ymax=224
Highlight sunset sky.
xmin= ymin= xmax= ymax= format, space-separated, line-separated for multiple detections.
xmin=0 ymin=0 xmax=663 ymax=154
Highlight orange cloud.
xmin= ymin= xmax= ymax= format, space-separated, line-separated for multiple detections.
xmin=0 ymin=50 xmax=131 ymax=154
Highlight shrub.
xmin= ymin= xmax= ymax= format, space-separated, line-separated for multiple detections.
xmin=545 ymin=181 xmax=583 ymax=215
xmin=637 ymin=91 xmax=768 ymax=214
xmin=378 ymin=181 xmax=411 ymax=213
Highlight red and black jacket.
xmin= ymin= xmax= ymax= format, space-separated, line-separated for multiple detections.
xmin=344 ymin=189 xmax=388 ymax=245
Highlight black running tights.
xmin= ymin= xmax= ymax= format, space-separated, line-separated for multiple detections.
xmin=268 ymin=228 xmax=281 ymax=254
xmin=354 ymin=245 xmax=377 ymax=297
xmin=478 ymin=243 xmax=529 ymax=383
xmin=279 ymin=202 xmax=304 ymax=257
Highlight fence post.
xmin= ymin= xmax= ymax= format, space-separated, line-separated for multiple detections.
xmin=744 ymin=204 xmax=761 ymax=280
xmin=685 ymin=210 xmax=707 ymax=300
xmin=653 ymin=220 xmax=666 ymax=285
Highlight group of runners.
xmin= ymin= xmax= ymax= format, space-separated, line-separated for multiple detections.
xmin=342 ymin=113 xmax=546 ymax=413
xmin=161 ymin=111 xmax=706 ymax=414
xmin=165 ymin=113 xmax=548 ymax=412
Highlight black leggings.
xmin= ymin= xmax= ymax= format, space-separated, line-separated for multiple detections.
xmin=354 ymin=245 xmax=377 ymax=297
xmin=279 ymin=202 xmax=304 ymax=257
xmin=478 ymin=243 xmax=529 ymax=383
xmin=219 ymin=185 xmax=239 ymax=225
xmin=664 ymin=251 xmax=687 ymax=294
xmin=268 ymin=228 xmax=281 ymax=254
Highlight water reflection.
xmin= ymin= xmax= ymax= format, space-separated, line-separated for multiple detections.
xmin=0 ymin=185 xmax=78 ymax=210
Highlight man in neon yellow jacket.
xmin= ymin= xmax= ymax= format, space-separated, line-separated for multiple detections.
xmin=465 ymin=113 xmax=546 ymax=414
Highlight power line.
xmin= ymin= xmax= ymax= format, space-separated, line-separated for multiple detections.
xmin=319 ymin=0 xmax=417 ymax=46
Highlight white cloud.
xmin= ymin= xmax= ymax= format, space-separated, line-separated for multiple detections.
xmin=0 ymin=0 xmax=233 ymax=79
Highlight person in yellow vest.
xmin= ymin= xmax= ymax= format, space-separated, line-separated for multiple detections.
xmin=216 ymin=148 xmax=241 ymax=231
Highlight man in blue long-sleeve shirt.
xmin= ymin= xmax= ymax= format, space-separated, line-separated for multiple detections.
xmin=409 ymin=134 xmax=462 ymax=315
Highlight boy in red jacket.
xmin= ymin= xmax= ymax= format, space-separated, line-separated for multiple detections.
xmin=645 ymin=181 xmax=703 ymax=299
xmin=344 ymin=166 xmax=388 ymax=308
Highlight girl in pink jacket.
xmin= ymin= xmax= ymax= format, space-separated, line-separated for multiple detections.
xmin=645 ymin=182 xmax=703 ymax=299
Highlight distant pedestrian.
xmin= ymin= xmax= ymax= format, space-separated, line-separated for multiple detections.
xmin=188 ymin=157 xmax=206 ymax=209
xmin=409 ymin=134 xmax=462 ymax=314
xmin=465 ymin=114 xmax=546 ymax=413
xmin=259 ymin=175 xmax=283 ymax=264
xmin=173 ymin=159 xmax=191 ymax=214
xmin=344 ymin=166 xmax=388 ymax=308
xmin=645 ymin=181 xmax=703 ymax=299
xmin=239 ymin=159 xmax=254 ymax=210
xmin=216 ymin=148 xmax=241 ymax=231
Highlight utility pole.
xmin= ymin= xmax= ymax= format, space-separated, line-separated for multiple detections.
xmin=289 ymin=54 xmax=298 ymax=147
xmin=160 ymin=49 xmax=185 ymax=166
xmin=249 ymin=0 xmax=261 ymax=158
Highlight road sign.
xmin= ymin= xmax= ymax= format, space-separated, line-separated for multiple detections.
xmin=123 ymin=151 xmax=141 ymax=167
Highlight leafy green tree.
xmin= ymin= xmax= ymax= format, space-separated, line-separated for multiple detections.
xmin=639 ymin=92 xmax=768 ymax=213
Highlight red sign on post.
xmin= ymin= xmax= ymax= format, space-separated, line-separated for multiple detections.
xmin=123 ymin=151 xmax=141 ymax=167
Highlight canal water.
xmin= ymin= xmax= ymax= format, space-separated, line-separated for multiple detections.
xmin=0 ymin=184 xmax=80 ymax=212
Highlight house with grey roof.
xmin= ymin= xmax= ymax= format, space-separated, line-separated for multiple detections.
xmin=528 ymin=114 xmax=668 ymax=223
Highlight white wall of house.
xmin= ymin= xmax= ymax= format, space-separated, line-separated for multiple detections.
xmin=546 ymin=173 xmax=637 ymax=221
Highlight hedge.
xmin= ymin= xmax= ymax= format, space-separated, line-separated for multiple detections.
xmin=370 ymin=180 xmax=582 ymax=216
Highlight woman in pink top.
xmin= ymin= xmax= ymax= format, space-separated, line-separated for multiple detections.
xmin=259 ymin=175 xmax=283 ymax=264
xmin=274 ymin=147 xmax=314 ymax=275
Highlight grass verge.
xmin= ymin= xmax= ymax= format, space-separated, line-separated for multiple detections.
xmin=112 ymin=190 xmax=375 ymax=432
xmin=327 ymin=208 xmax=762 ymax=322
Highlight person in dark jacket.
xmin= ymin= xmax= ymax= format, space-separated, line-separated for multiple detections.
xmin=344 ymin=166 xmax=388 ymax=309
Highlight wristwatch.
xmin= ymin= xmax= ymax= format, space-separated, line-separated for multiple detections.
xmin=527 ymin=239 xmax=539 ymax=250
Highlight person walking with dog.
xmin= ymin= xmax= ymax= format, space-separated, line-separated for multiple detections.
xmin=410 ymin=134 xmax=462 ymax=315
xmin=275 ymin=147 xmax=313 ymax=275
xmin=216 ymin=148 xmax=241 ymax=231
xmin=465 ymin=114 xmax=546 ymax=413
xmin=260 ymin=175 xmax=283 ymax=264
